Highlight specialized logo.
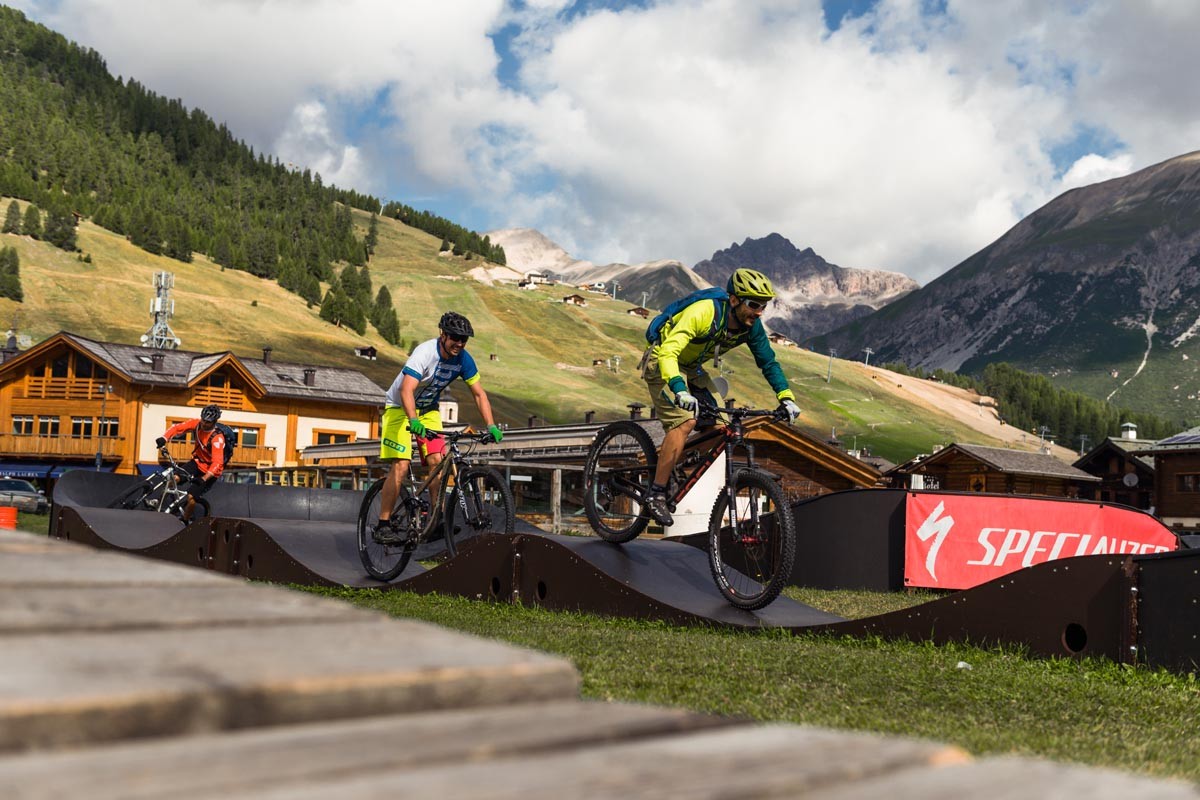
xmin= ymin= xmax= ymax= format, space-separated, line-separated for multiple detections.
xmin=913 ymin=500 xmax=954 ymax=581
xmin=905 ymin=493 xmax=1177 ymax=590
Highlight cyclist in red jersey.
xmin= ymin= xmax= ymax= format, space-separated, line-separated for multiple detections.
xmin=156 ymin=403 xmax=226 ymax=521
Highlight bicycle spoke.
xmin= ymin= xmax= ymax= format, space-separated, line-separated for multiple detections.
xmin=583 ymin=421 xmax=656 ymax=543
xmin=708 ymin=470 xmax=797 ymax=610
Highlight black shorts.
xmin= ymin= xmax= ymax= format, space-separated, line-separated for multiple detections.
xmin=180 ymin=461 xmax=217 ymax=496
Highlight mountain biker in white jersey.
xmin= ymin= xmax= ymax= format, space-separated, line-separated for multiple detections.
xmin=640 ymin=268 xmax=801 ymax=526
xmin=373 ymin=311 xmax=504 ymax=541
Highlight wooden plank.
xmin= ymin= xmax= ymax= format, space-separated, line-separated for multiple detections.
xmin=199 ymin=725 xmax=971 ymax=799
xmin=204 ymin=726 xmax=1197 ymax=800
xmin=0 ymin=584 xmax=372 ymax=634
xmin=0 ymin=532 xmax=231 ymax=588
xmin=0 ymin=700 xmax=733 ymax=799
xmin=0 ymin=619 xmax=579 ymax=751
xmin=814 ymin=756 xmax=1200 ymax=800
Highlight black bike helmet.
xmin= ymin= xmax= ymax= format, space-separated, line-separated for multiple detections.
xmin=200 ymin=404 xmax=222 ymax=424
xmin=439 ymin=311 xmax=474 ymax=338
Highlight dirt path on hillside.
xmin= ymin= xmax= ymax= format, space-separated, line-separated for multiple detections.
xmin=867 ymin=365 xmax=1080 ymax=462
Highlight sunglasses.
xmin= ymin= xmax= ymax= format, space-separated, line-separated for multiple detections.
xmin=444 ymin=333 xmax=470 ymax=344
xmin=741 ymin=298 xmax=770 ymax=311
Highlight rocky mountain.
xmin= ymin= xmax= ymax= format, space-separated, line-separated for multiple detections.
xmin=486 ymin=228 xmax=708 ymax=310
xmin=489 ymin=228 xmax=918 ymax=340
xmin=692 ymin=234 xmax=919 ymax=342
xmin=813 ymin=151 xmax=1200 ymax=420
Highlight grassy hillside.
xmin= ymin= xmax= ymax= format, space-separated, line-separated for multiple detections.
xmin=2 ymin=200 xmax=1024 ymax=463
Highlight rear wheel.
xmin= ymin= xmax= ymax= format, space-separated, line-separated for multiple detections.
xmin=182 ymin=496 xmax=211 ymax=523
xmin=444 ymin=467 xmax=515 ymax=556
xmin=109 ymin=481 xmax=158 ymax=511
xmin=583 ymin=421 xmax=656 ymax=543
xmin=708 ymin=469 xmax=796 ymax=610
xmin=357 ymin=479 xmax=418 ymax=581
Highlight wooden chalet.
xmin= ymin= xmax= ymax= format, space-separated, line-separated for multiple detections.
xmin=890 ymin=443 xmax=1099 ymax=497
xmin=1072 ymin=426 xmax=1155 ymax=510
xmin=0 ymin=331 xmax=385 ymax=481
xmin=1131 ymin=426 xmax=1200 ymax=532
xmin=562 ymin=294 xmax=588 ymax=307
xmin=626 ymin=307 xmax=651 ymax=318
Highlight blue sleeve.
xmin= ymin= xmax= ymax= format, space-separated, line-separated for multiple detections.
xmin=401 ymin=366 xmax=422 ymax=380
xmin=458 ymin=351 xmax=479 ymax=383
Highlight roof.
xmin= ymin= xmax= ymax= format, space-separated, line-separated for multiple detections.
xmin=1073 ymin=437 xmax=1156 ymax=472
xmin=2 ymin=331 xmax=385 ymax=407
xmin=919 ymin=443 xmax=1100 ymax=482
xmin=1133 ymin=426 xmax=1200 ymax=455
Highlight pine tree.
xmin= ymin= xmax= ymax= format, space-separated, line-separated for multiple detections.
xmin=0 ymin=247 xmax=23 ymax=301
xmin=375 ymin=305 xmax=401 ymax=345
xmin=372 ymin=285 xmax=394 ymax=326
xmin=43 ymin=208 xmax=77 ymax=251
xmin=365 ymin=213 xmax=378 ymax=254
xmin=21 ymin=204 xmax=42 ymax=239
xmin=2 ymin=201 xmax=20 ymax=234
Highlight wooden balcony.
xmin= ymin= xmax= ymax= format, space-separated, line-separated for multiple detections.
xmin=16 ymin=377 xmax=114 ymax=401
xmin=0 ymin=434 xmax=125 ymax=459
xmin=165 ymin=441 xmax=277 ymax=467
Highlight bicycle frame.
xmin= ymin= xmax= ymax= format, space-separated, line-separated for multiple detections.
xmin=396 ymin=431 xmax=486 ymax=544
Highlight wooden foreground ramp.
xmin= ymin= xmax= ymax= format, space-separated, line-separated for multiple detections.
xmin=1 ymin=531 xmax=1195 ymax=799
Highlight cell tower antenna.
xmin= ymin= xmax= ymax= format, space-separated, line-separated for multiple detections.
xmin=141 ymin=271 xmax=182 ymax=349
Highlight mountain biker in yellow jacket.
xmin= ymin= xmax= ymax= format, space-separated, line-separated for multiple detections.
xmin=641 ymin=268 xmax=800 ymax=526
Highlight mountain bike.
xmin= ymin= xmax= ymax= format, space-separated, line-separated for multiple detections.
xmin=107 ymin=447 xmax=212 ymax=523
xmin=357 ymin=429 xmax=515 ymax=581
xmin=582 ymin=403 xmax=797 ymax=610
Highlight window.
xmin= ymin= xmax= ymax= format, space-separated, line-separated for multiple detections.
xmin=71 ymin=417 xmax=95 ymax=438
xmin=314 ymin=430 xmax=353 ymax=446
xmin=98 ymin=417 xmax=120 ymax=438
xmin=233 ymin=426 xmax=260 ymax=447
xmin=201 ymin=371 xmax=229 ymax=388
xmin=11 ymin=415 xmax=33 ymax=435
xmin=50 ymin=354 xmax=69 ymax=378
xmin=37 ymin=416 xmax=60 ymax=436
xmin=1177 ymin=474 xmax=1200 ymax=493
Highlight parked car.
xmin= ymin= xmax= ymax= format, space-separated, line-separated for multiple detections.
xmin=0 ymin=478 xmax=49 ymax=514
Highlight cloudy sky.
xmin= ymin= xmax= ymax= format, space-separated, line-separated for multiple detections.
xmin=12 ymin=0 xmax=1200 ymax=283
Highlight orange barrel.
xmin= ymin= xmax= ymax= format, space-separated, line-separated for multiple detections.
xmin=0 ymin=506 xmax=17 ymax=530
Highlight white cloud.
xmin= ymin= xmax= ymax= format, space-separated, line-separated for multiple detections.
xmin=273 ymin=101 xmax=369 ymax=191
xmin=16 ymin=0 xmax=1200 ymax=284
xmin=1056 ymin=153 xmax=1136 ymax=194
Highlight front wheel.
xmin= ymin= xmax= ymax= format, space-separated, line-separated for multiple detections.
xmin=583 ymin=420 xmax=657 ymax=543
xmin=444 ymin=467 xmax=515 ymax=556
xmin=708 ymin=469 xmax=796 ymax=611
xmin=356 ymin=479 xmax=418 ymax=581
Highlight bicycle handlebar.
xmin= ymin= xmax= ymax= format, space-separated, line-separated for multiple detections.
xmin=420 ymin=429 xmax=497 ymax=445
xmin=695 ymin=398 xmax=790 ymax=423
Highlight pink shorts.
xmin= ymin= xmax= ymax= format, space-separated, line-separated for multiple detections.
xmin=415 ymin=433 xmax=446 ymax=460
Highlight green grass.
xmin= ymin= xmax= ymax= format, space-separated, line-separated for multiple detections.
xmin=300 ymin=585 xmax=1200 ymax=782
xmin=14 ymin=510 xmax=50 ymax=535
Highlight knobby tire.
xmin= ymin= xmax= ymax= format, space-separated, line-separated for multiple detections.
xmin=707 ymin=468 xmax=796 ymax=610
xmin=583 ymin=420 xmax=656 ymax=543
xmin=357 ymin=479 xmax=417 ymax=582
xmin=444 ymin=466 xmax=515 ymax=555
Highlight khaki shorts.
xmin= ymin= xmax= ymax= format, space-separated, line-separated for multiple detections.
xmin=641 ymin=348 xmax=725 ymax=431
